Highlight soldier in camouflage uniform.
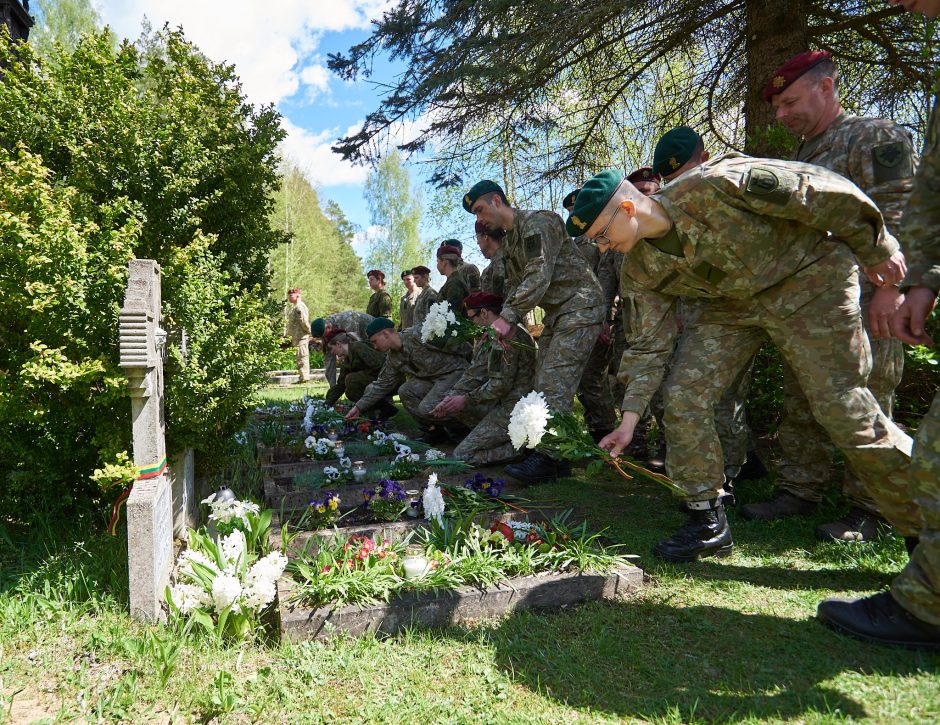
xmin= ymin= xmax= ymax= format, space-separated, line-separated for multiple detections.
xmin=436 ymin=244 xmax=472 ymax=315
xmin=570 ymin=161 xmax=916 ymax=563
xmin=816 ymin=0 xmax=940 ymax=649
xmin=444 ymin=239 xmax=482 ymax=294
xmin=430 ymin=292 xmax=538 ymax=466
xmin=365 ymin=269 xmax=393 ymax=319
xmin=399 ymin=269 xmax=419 ymax=331
xmin=477 ymin=221 xmax=508 ymax=298
xmin=464 ymin=180 xmax=606 ymax=482
xmin=410 ymin=265 xmax=438 ymax=332
xmin=285 ymin=288 xmax=311 ymax=383
xmin=311 ymin=311 xmax=374 ymax=386
xmin=323 ymin=330 xmax=394 ymax=419
xmin=344 ymin=317 xmax=470 ymax=428
xmin=562 ymin=189 xmax=619 ymax=442
xmin=745 ymin=51 xmax=918 ymax=542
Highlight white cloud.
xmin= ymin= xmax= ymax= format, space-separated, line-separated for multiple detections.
xmin=352 ymin=224 xmax=384 ymax=256
xmin=97 ymin=0 xmax=395 ymax=105
xmin=279 ymin=118 xmax=370 ymax=187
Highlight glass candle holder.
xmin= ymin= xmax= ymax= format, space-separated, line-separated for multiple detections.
xmin=352 ymin=461 xmax=367 ymax=483
xmin=402 ymin=544 xmax=428 ymax=579
xmin=327 ymin=429 xmax=339 ymax=441
xmin=334 ymin=440 xmax=345 ymax=458
xmin=406 ymin=489 xmax=421 ymax=517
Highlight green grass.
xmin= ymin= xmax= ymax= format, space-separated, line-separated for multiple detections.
xmin=2 ymin=386 xmax=938 ymax=722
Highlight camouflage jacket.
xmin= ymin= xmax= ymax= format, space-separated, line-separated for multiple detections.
xmin=366 ymin=290 xmax=393 ymax=319
xmin=325 ymin=341 xmax=386 ymax=406
xmin=575 ymin=236 xmax=620 ymax=307
xmin=481 ymin=248 xmax=508 ymax=299
xmin=399 ymin=288 xmax=419 ymax=330
xmin=448 ymin=326 xmax=537 ymax=407
xmin=794 ymin=111 xmax=916 ymax=237
xmin=356 ymin=328 xmax=469 ymax=412
xmin=325 ymin=311 xmax=373 ymax=341
xmin=501 ymin=209 xmax=604 ymax=325
xmin=901 ymin=93 xmax=940 ymax=293
xmin=618 ymin=152 xmax=900 ymax=415
xmin=438 ymin=273 xmax=471 ymax=316
xmin=412 ymin=285 xmax=439 ymax=332
xmin=286 ymin=300 xmax=310 ymax=344
xmin=457 ymin=262 xmax=482 ymax=294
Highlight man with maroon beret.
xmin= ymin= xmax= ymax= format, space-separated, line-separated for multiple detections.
xmin=285 ymin=287 xmax=311 ymax=383
xmin=626 ymin=167 xmax=661 ymax=196
xmin=410 ymin=264 xmax=438 ymax=331
xmin=743 ymin=49 xmax=919 ymax=543
xmin=430 ymin=292 xmax=538 ymax=466
xmin=399 ymin=269 xmax=419 ymax=330
xmin=366 ymin=269 xmax=393 ymax=318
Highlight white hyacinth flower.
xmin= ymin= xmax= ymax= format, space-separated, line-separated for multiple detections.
xmin=423 ymin=473 xmax=445 ymax=525
xmin=211 ymin=573 xmax=243 ymax=613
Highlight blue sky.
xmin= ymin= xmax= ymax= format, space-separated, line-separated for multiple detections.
xmin=95 ymin=0 xmax=483 ymax=273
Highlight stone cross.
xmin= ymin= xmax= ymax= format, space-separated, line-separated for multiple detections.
xmin=119 ymin=260 xmax=173 ymax=622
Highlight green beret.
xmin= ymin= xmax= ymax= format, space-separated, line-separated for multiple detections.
xmin=562 ymin=189 xmax=580 ymax=210
xmin=463 ymin=180 xmax=506 ymax=212
xmin=366 ymin=317 xmax=395 ymax=338
xmin=652 ymin=126 xmax=701 ymax=177
xmin=310 ymin=318 xmax=326 ymax=337
xmin=565 ymin=170 xmax=623 ymax=237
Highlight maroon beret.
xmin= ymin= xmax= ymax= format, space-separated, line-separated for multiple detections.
xmin=437 ymin=244 xmax=462 ymax=257
xmin=762 ymin=50 xmax=832 ymax=103
xmin=474 ymin=221 xmax=505 ymax=239
xmin=288 ymin=287 xmax=301 ymax=294
xmin=323 ymin=327 xmax=347 ymax=345
xmin=366 ymin=269 xmax=385 ymax=281
xmin=463 ymin=291 xmax=504 ymax=310
xmin=412 ymin=265 xmax=431 ymax=275
xmin=626 ymin=167 xmax=661 ymax=184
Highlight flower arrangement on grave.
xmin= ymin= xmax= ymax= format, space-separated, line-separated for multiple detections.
xmin=167 ymin=495 xmax=286 ymax=640
xmin=363 ymin=479 xmax=409 ymax=521
xmin=463 ymin=472 xmax=505 ymax=497
xmin=424 ymin=448 xmax=446 ymax=461
xmin=367 ymin=429 xmax=407 ymax=455
xmin=302 ymin=490 xmax=341 ymax=529
xmin=507 ymin=391 xmax=683 ymax=493
xmin=304 ymin=436 xmax=338 ymax=461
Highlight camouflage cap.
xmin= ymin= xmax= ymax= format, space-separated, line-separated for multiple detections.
xmin=365 ymin=317 xmax=395 ymax=338
xmin=565 ymin=169 xmax=624 ymax=237
xmin=762 ymin=50 xmax=832 ymax=103
xmin=562 ymin=189 xmax=580 ymax=211
xmin=652 ymin=127 xmax=702 ymax=177
xmin=310 ymin=318 xmax=327 ymax=337
xmin=463 ymin=180 xmax=506 ymax=212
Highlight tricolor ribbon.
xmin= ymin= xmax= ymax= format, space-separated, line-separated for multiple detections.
xmin=107 ymin=456 xmax=167 ymax=536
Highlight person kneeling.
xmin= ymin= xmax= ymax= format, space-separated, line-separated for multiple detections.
xmin=430 ymin=293 xmax=538 ymax=466
xmin=324 ymin=328 xmax=395 ymax=420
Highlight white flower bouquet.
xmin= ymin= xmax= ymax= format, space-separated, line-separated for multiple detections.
xmin=420 ymin=300 xmax=484 ymax=344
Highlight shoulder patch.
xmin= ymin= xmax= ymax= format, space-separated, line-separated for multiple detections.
xmin=489 ymin=347 xmax=504 ymax=372
xmin=872 ymin=141 xmax=913 ymax=184
xmin=744 ymin=166 xmax=793 ymax=205
xmin=524 ymin=233 xmax=543 ymax=260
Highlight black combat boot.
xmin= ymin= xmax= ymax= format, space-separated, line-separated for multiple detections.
xmin=817 ymin=591 xmax=940 ymax=651
xmin=737 ymin=451 xmax=769 ymax=481
xmin=654 ymin=498 xmax=733 ymax=563
xmin=417 ymin=426 xmax=449 ymax=445
xmin=505 ymin=451 xmax=571 ymax=483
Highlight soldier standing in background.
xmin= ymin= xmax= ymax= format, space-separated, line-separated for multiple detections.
xmin=744 ymin=51 xmax=917 ymax=543
xmin=285 ymin=287 xmax=311 ymax=384
xmin=443 ymin=238 xmax=482 ymax=293
xmin=464 ymin=180 xmax=606 ymax=482
xmin=816 ymin=0 xmax=940 ymax=649
xmin=399 ymin=269 xmax=418 ymax=330
xmin=436 ymin=243 xmax=472 ymax=315
xmin=365 ymin=269 xmax=393 ymax=319
xmin=411 ymin=265 xmax=438 ymax=331
xmin=477 ymin=221 xmax=508 ymax=298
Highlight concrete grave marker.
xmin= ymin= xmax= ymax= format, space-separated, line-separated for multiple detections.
xmin=119 ymin=260 xmax=174 ymax=622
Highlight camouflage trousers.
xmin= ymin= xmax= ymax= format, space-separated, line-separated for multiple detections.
xmin=609 ymin=306 xmax=628 ymax=405
xmin=577 ymin=336 xmax=617 ymax=435
xmin=774 ymin=277 xmax=905 ymax=510
xmin=453 ymin=399 xmax=520 ymax=466
xmin=646 ymin=298 xmax=755 ymax=472
xmin=892 ymin=391 xmax=940 ymax=625
xmin=536 ymin=306 xmax=606 ymax=414
xmin=327 ymin=370 xmax=381 ymax=409
xmin=662 ymin=272 xmax=920 ymax=537
xmin=398 ymin=370 xmax=466 ymax=427
xmin=295 ymin=336 xmax=311 ymax=382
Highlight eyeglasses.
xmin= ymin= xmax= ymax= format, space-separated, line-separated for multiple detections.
xmin=466 ymin=309 xmax=480 ymax=321
xmin=589 ymin=205 xmax=623 ymax=249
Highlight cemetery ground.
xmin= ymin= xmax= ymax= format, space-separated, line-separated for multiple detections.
xmin=1 ymin=385 xmax=939 ymax=723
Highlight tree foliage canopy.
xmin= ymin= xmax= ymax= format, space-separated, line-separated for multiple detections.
xmin=0 ymin=28 xmax=286 ymax=511
xmin=330 ymin=0 xmax=936 ymax=194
